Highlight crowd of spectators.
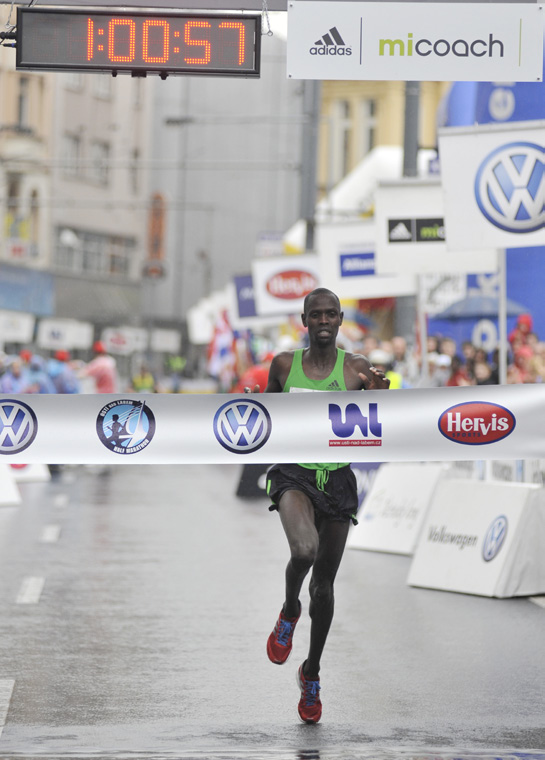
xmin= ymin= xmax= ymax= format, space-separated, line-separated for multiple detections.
xmin=361 ymin=314 xmax=545 ymax=389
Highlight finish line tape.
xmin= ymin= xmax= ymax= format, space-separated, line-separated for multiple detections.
xmin=0 ymin=385 xmax=543 ymax=464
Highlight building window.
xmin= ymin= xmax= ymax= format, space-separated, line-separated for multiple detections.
xmin=329 ymin=99 xmax=352 ymax=186
xmin=90 ymin=140 xmax=110 ymax=185
xmin=17 ymin=76 xmax=30 ymax=129
xmin=55 ymin=228 xmax=134 ymax=278
xmin=360 ymin=98 xmax=377 ymax=157
xmin=62 ymin=133 xmax=82 ymax=177
xmin=130 ymin=148 xmax=140 ymax=194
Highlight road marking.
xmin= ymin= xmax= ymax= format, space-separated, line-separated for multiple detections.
xmin=0 ymin=679 xmax=14 ymax=738
xmin=53 ymin=494 xmax=69 ymax=508
xmin=40 ymin=525 xmax=61 ymax=543
xmin=529 ymin=595 xmax=545 ymax=609
xmin=16 ymin=577 xmax=45 ymax=605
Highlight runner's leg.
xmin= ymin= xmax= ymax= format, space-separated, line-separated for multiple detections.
xmin=278 ymin=489 xmax=318 ymax=619
xmin=304 ymin=518 xmax=351 ymax=678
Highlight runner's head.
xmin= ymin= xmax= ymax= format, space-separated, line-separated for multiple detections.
xmin=302 ymin=289 xmax=343 ymax=345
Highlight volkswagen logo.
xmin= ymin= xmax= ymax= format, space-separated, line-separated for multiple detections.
xmin=213 ymin=398 xmax=272 ymax=454
xmin=0 ymin=400 xmax=38 ymax=454
xmin=482 ymin=516 xmax=508 ymax=562
xmin=475 ymin=142 xmax=545 ymax=233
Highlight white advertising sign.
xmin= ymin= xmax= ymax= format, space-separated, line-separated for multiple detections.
xmin=439 ymin=120 xmax=545 ymax=251
xmin=0 ymin=310 xmax=34 ymax=344
xmin=408 ymin=480 xmax=545 ymax=597
xmin=37 ymin=318 xmax=93 ymax=351
xmin=252 ymin=255 xmax=321 ymax=316
xmin=287 ymin=2 xmax=544 ymax=81
xmin=348 ymin=462 xmax=445 ymax=555
xmin=375 ymin=181 xmax=498 ymax=275
xmin=317 ymin=222 xmax=417 ymax=298
xmin=101 ymin=327 xmax=149 ymax=355
xmin=150 ymin=329 xmax=181 ymax=354
xmin=1 ymin=383 xmax=545 ymax=464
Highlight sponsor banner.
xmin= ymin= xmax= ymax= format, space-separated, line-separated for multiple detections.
xmin=101 ymin=326 xmax=149 ymax=356
xmin=439 ymin=120 xmax=545 ymax=251
xmin=0 ymin=310 xmax=35 ymax=344
xmin=0 ymin=384 xmax=545 ymax=463
xmin=287 ymin=2 xmax=543 ymax=81
xmin=252 ymin=255 xmax=321 ymax=316
xmin=37 ymin=318 xmax=93 ymax=351
xmin=374 ymin=181 xmax=498 ymax=275
xmin=317 ymin=223 xmax=417 ymax=299
xmin=348 ymin=462 xmax=445 ymax=555
xmin=408 ymin=479 xmax=545 ymax=596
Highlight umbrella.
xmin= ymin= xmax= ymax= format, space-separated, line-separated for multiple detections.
xmin=433 ymin=294 xmax=529 ymax=321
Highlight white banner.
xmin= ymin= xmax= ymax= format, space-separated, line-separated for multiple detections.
xmin=374 ymin=181 xmax=498 ymax=275
xmin=287 ymin=1 xmax=544 ymax=81
xmin=1 ymin=384 xmax=545 ymax=463
xmin=439 ymin=120 xmax=545 ymax=251
xmin=252 ymin=255 xmax=321 ymax=316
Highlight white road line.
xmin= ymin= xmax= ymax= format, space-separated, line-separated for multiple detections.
xmin=53 ymin=494 xmax=69 ymax=508
xmin=16 ymin=577 xmax=45 ymax=605
xmin=0 ymin=679 xmax=15 ymax=738
xmin=529 ymin=595 xmax=545 ymax=609
xmin=40 ymin=525 xmax=61 ymax=543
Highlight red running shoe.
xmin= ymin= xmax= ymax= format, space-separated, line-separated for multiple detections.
xmin=266 ymin=602 xmax=301 ymax=664
xmin=296 ymin=663 xmax=322 ymax=724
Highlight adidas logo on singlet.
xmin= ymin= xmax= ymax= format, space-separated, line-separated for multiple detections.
xmin=326 ymin=380 xmax=342 ymax=391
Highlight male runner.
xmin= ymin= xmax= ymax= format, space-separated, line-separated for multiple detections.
xmin=246 ymin=288 xmax=389 ymax=724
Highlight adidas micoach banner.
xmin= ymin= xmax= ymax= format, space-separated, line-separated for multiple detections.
xmin=0 ymin=384 xmax=544 ymax=464
xmin=287 ymin=1 xmax=544 ymax=81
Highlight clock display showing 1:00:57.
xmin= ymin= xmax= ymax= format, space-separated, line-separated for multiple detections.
xmin=16 ymin=9 xmax=261 ymax=77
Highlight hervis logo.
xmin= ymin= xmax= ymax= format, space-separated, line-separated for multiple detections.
xmin=438 ymin=401 xmax=516 ymax=445
xmin=310 ymin=26 xmax=352 ymax=56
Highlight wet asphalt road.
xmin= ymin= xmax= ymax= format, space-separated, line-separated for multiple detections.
xmin=0 ymin=463 xmax=544 ymax=760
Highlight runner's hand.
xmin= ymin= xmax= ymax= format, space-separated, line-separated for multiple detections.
xmin=244 ymin=385 xmax=261 ymax=393
xmin=359 ymin=367 xmax=390 ymax=390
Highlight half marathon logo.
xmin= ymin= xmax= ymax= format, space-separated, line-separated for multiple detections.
xmin=388 ymin=217 xmax=445 ymax=244
xmin=310 ymin=26 xmax=352 ymax=56
xmin=96 ymin=399 xmax=156 ymax=455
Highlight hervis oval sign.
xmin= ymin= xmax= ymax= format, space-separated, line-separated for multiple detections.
xmin=438 ymin=401 xmax=516 ymax=445
xmin=266 ymin=270 xmax=318 ymax=300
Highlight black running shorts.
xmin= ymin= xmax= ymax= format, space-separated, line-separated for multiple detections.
xmin=266 ymin=463 xmax=359 ymax=524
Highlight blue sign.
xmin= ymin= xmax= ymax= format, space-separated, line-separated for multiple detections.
xmin=339 ymin=251 xmax=374 ymax=278
xmin=0 ymin=264 xmax=54 ymax=316
xmin=234 ymin=274 xmax=257 ymax=319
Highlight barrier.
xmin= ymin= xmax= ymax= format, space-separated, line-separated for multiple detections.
xmin=0 ymin=384 xmax=544 ymax=464
xmin=348 ymin=463 xmax=445 ymax=555
xmin=407 ymin=479 xmax=545 ymax=597
xmin=10 ymin=463 xmax=51 ymax=483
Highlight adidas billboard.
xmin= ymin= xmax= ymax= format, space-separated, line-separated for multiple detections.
xmin=287 ymin=1 xmax=543 ymax=81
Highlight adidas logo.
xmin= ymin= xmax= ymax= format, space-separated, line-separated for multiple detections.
xmin=389 ymin=222 xmax=413 ymax=241
xmin=310 ymin=27 xmax=352 ymax=56
xmin=326 ymin=380 xmax=342 ymax=391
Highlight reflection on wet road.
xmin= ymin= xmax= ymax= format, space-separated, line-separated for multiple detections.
xmin=0 ymin=465 xmax=543 ymax=760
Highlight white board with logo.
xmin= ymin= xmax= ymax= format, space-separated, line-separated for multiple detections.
xmin=287 ymin=1 xmax=543 ymax=81
xmin=348 ymin=462 xmax=445 ymax=555
xmin=317 ymin=222 xmax=417 ymax=299
xmin=439 ymin=120 xmax=545 ymax=251
xmin=252 ymin=255 xmax=321 ymax=316
xmin=374 ymin=181 xmax=498 ymax=274
xmin=408 ymin=479 xmax=545 ymax=597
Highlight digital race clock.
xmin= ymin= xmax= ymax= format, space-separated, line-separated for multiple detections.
xmin=15 ymin=8 xmax=261 ymax=77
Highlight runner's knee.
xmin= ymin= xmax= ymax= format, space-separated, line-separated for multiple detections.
xmin=290 ymin=538 xmax=318 ymax=567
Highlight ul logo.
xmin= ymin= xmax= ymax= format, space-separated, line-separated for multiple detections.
xmin=475 ymin=141 xmax=545 ymax=234
xmin=482 ymin=516 xmax=508 ymax=562
xmin=213 ymin=399 xmax=272 ymax=454
xmin=0 ymin=400 xmax=38 ymax=454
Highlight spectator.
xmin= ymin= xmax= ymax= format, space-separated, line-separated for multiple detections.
xmin=48 ymin=350 xmax=80 ymax=394
xmin=509 ymin=313 xmax=533 ymax=347
xmin=131 ymin=363 xmax=156 ymax=393
xmin=25 ymin=355 xmax=57 ymax=394
xmin=80 ymin=341 xmax=118 ymax=393
xmin=507 ymin=345 xmax=534 ymax=384
xmin=474 ymin=360 xmax=496 ymax=385
xmin=446 ymin=355 xmax=473 ymax=386
xmin=0 ymin=358 xmax=30 ymax=393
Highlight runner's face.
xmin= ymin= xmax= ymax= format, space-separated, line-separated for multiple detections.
xmin=302 ymin=294 xmax=343 ymax=345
